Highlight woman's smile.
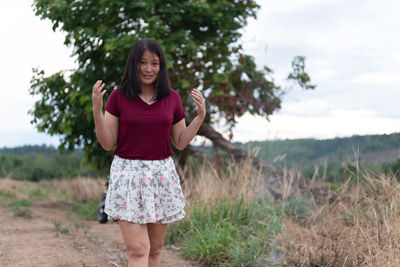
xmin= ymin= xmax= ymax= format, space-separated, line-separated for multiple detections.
xmin=139 ymin=50 xmax=160 ymax=85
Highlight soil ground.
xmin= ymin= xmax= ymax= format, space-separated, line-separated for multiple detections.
xmin=0 ymin=200 xmax=201 ymax=267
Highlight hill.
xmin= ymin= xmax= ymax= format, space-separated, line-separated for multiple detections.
xmin=0 ymin=144 xmax=83 ymax=157
xmin=242 ymin=132 xmax=400 ymax=167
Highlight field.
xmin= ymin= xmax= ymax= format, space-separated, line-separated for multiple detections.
xmin=1 ymin=154 xmax=400 ymax=266
xmin=0 ymin=178 xmax=200 ymax=266
xmin=173 ymin=155 xmax=400 ymax=266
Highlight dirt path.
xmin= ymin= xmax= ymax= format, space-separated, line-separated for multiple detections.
xmin=0 ymin=201 xmax=201 ymax=267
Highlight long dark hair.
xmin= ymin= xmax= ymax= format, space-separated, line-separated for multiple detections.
xmin=119 ymin=39 xmax=171 ymax=101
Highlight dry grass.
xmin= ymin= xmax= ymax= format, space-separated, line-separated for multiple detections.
xmin=52 ymin=176 xmax=105 ymax=202
xmin=176 ymin=154 xmax=400 ymax=266
xmin=3 ymin=154 xmax=400 ymax=266
xmin=178 ymin=154 xmax=263 ymax=205
xmin=0 ymin=177 xmax=105 ymax=203
xmin=0 ymin=178 xmax=33 ymax=199
xmin=277 ymin=168 xmax=400 ymax=267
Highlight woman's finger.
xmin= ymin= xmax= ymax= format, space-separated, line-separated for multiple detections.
xmin=191 ymin=91 xmax=203 ymax=99
xmin=192 ymin=93 xmax=204 ymax=102
xmin=96 ymin=82 xmax=104 ymax=94
xmin=193 ymin=98 xmax=205 ymax=108
xmin=93 ymin=80 xmax=100 ymax=90
xmin=192 ymin=97 xmax=201 ymax=104
xmin=93 ymin=80 xmax=103 ymax=93
xmin=191 ymin=89 xmax=202 ymax=95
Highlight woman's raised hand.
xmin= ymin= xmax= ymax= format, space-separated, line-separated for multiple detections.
xmin=92 ymin=80 xmax=106 ymax=112
xmin=191 ymin=89 xmax=206 ymax=119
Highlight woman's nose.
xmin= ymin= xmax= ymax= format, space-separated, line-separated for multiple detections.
xmin=144 ymin=63 xmax=151 ymax=71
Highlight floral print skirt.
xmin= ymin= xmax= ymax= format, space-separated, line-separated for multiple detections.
xmin=104 ymin=155 xmax=186 ymax=224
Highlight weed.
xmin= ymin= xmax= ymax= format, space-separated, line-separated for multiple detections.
xmin=278 ymin=169 xmax=400 ymax=266
xmin=71 ymin=199 xmax=99 ymax=220
xmin=87 ymin=234 xmax=99 ymax=241
xmin=0 ymin=189 xmax=16 ymax=201
xmin=7 ymin=199 xmax=33 ymax=218
xmin=183 ymin=222 xmax=235 ymax=263
xmin=164 ymin=219 xmax=191 ymax=244
xmin=168 ymin=198 xmax=282 ymax=266
xmin=53 ymin=219 xmax=71 ymax=235
xmin=15 ymin=207 xmax=32 ymax=218
xmin=24 ymin=187 xmax=48 ymax=200
xmin=8 ymin=199 xmax=32 ymax=211
xmin=283 ymin=197 xmax=313 ymax=225
xmin=326 ymin=183 xmax=340 ymax=194
xmin=72 ymin=217 xmax=90 ymax=232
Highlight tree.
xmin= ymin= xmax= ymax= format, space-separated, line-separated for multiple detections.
xmin=29 ymin=0 xmax=315 ymax=171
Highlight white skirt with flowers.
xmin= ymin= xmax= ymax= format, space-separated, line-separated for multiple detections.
xmin=104 ymin=155 xmax=186 ymax=224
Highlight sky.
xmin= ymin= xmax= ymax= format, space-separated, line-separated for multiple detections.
xmin=0 ymin=0 xmax=399 ymax=147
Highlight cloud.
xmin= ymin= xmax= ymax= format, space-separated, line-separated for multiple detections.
xmin=0 ymin=130 xmax=60 ymax=148
xmin=232 ymin=0 xmax=400 ymax=141
xmin=0 ymin=0 xmax=399 ymax=147
xmin=233 ymin=107 xmax=400 ymax=142
xmin=352 ymin=72 xmax=400 ymax=86
xmin=0 ymin=0 xmax=76 ymax=147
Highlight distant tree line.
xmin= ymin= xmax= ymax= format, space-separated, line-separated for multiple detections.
xmin=243 ymin=133 xmax=400 ymax=181
xmin=243 ymin=133 xmax=400 ymax=166
xmin=0 ymin=145 xmax=102 ymax=181
xmin=2 ymin=132 xmax=400 ymax=182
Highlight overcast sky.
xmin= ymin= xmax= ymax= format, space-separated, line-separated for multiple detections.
xmin=1 ymin=0 xmax=399 ymax=147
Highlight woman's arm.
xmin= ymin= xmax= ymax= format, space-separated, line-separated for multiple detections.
xmin=171 ymin=89 xmax=206 ymax=150
xmin=92 ymin=80 xmax=119 ymax=151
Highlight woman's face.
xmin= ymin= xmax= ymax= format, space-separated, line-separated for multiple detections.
xmin=138 ymin=50 xmax=160 ymax=87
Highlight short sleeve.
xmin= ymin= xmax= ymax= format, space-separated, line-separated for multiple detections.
xmin=173 ymin=91 xmax=186 ymax=124
xmin=105 ymin=89 xmax=120 ymax=117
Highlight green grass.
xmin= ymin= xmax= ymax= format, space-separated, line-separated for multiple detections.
xmin=14 ymin=208 xmax=32 ymax=218
xmin=53 ymin=219 xmax=71 ymax=235
xmin=0 ymin=189 xmax=16 ymax=201
xmin=283 ymin=196 xmax=314 ymax=226
xmin=71 ymin=199 xmax=99 ymax=220
xmin=8 ymin=199 xmax=33 ymax=219
xmin=38 ymin=180 xmax=74 ymax=201
xmin=8 ymin=199 xmax=32 ymax=211
xmin=23 ymin=186 xmax=48 ymax=200
xmin=19 ymin=181 xmax=74 ymax=201
xmin=167 ymin=197 xmax=284 ymax=266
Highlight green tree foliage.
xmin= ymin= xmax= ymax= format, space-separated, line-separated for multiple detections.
xmin=29 ymin=0 xmax=314 ymax=169
xmin=244 ymin=133 xmax=400 ymax=165
xmin=0 ymin=145 xmax=99 ymax=181
xmin=243 ymin=132 xmax=400 ymax=181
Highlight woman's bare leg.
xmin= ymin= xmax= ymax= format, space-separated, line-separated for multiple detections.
xmin=147 ymin=223 xmax=168 ymax=267
xmin=119 ymin=220 xmax=150 ymax=267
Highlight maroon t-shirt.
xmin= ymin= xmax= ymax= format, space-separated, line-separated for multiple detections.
xmin=105 ymin=88 xmax=186 ymax=160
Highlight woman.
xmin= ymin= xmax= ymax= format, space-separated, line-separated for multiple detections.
xmin=92 ymin=39 xmax=205 ymax=267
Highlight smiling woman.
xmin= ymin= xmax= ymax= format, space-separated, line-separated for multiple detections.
xmin=117 ymin=39 xmax=172 ymax=104
xmin=91 ymin=39 xmax=206 ymax=266
xmin=138 ymin=51 xmax=160 ymax=101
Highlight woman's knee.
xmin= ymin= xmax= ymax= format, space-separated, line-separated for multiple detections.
xmin=149 ymin=241 xmax=163 ymax=257
xmin=126 ymin=240 xmax=150 ymax=258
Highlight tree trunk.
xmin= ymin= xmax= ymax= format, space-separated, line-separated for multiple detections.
xmin=197 ymin=124 xmax=282 ymax=176
xmin=196 ymin=124 xmax=293 ymax=199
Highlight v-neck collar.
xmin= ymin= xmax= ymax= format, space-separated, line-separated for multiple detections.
xmin=138 ymin=96 xmax=158 ymax=106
